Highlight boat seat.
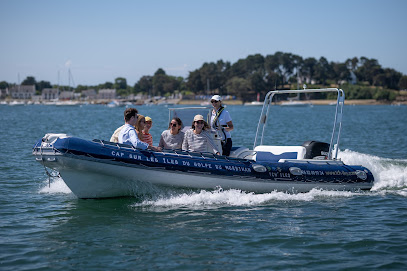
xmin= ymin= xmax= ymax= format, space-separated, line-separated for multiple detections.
xmin=253 ymin=145 xmax=306 ymax=162
xmin=229 ymin=146 xmax=250 ymax=159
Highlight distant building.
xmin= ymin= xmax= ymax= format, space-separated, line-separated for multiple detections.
xmin=97 ymin=89 xmax=116 ymax=100
xmin=59 ymin=91 xmax=74 ymax=100
xmin=42 ymin=88 xmax=59 ymax=100
xmin=82 ymin=89 xmax=97 ymax=100
xmin=9 ymin=85 xmax=35 ymax=99
xmin=32 ymin=95 xmax=42 ymax=102
xmin=0 ymin=88 xmax=9 ymax=99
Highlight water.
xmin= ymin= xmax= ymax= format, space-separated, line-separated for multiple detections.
xmin=1 ymin=103 xmax=407 ymax=270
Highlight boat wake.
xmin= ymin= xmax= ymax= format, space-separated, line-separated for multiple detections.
xmin=38 ymin=149 xmax=407 ymax=203
xmin=337 ymin=149 xmax=407 ymax=192
xmin=132 ymin=188 xmax=358 ymax=209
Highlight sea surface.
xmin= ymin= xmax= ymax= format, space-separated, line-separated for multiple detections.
xmin=0 ymin=103 xmax=406 ymax=270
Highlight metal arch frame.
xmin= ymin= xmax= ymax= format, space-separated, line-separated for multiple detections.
xmin=253 ymin=88 xmax=345 ymax=160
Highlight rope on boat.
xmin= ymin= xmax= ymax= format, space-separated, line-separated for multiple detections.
xmin=39 ymin=143 xmax=61 ymax=187
xmin=42 ymin=164 xmax=61 ymax=188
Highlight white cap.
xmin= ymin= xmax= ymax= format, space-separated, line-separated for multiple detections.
xmin=211 ymin=95 xmax=221 ymax=101
xmin=193 ymin=114 xmax=204 ymax=121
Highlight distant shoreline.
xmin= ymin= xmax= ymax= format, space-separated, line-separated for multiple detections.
xmin=2 ymin=98 xmax=405 ymax=106
xmin=179 ymin=99 xmax=406 ymax=106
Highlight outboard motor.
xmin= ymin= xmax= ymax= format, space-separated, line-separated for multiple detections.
xmin=302 ymin=141 xmax=330 ymax=159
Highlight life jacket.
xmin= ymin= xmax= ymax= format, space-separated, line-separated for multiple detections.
xmin=212 ymin=106 xmax=227 ymax=141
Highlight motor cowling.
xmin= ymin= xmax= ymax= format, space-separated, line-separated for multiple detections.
xmin=302 ymin=141 xmax=330 ymax=159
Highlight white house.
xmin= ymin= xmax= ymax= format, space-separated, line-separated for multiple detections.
xmin=9 ymin=85 xmax=35 ymax=99
xmin=82 ymin=89 xmax=97 ymax=100
xmin=59 ymin=91 xmax=74 ymax=100
xmin=97 ymin=89 xmax=116 ymax=100
xmin=42 ymin=88 xmax=59 ymax=100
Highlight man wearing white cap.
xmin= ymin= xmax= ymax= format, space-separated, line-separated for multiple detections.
xmin=210 ymin=95 xmax=234 ymax=156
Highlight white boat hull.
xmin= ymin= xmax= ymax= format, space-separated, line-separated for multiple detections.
xmin=42 ymin=154 xmax=371 ymax=198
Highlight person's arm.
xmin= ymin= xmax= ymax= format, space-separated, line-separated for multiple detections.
xmin=204 ymin=131 xmax=220 ymax=155
xmin=110 ymin=125 xmax=123 ymax=142
xmin=224 ymin=120 xmax=233 ymax=132
xmin=222 ymin=111 xmax=233 ymax=132
xmin=129 ymin=129 xmax=149 ymax=150
xmin=182 ymin=131 xmax=189 ymax=151
xmin=177 ymin=132 xmax=184 ymax=149
xmin=148 ymin=145 xmax=162 ymax=151
xmin=158 ymin=133 xmax=165 ymax=149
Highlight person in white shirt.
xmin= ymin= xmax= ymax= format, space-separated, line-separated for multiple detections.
xmin=210 ymin=95 xmax=234 ymax=156
xmin=118 ymin=108 xmax=160 ymax=151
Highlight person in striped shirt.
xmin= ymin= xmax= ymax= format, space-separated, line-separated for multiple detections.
xmin=140 ymin=116 xmax=153 ymax=146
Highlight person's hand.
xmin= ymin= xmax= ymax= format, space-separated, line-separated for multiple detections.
xmin=148 ymin=145 xmax=160 ymax=151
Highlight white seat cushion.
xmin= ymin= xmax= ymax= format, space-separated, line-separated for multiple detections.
xmin=253 ymin=145 xmax=306 ymax=161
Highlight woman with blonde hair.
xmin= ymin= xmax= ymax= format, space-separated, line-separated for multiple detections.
xmin=135 ymin=115 xmax=161 ymax=151
xmin=135 ymin=114 xmax=145 ymax=136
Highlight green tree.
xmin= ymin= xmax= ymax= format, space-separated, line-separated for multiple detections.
xmin=381 ymin=68 xmax=402 ymax=89
xmin=152 ymin=68 xmax=167 ymax=96
xmin=345 ymin=57 xmax=359 ymax=71
xmin=398 ymin=75 xmax=407 ymax=90
xmin=186 ymin=69 xmax=204 ymax=92
xmin=115 ymin=77 xmax=127 ymax=90
xmin=0 ymin=81 xmax=9 ymax=89
xmin=355 ymin=57 xmax=381 ymax=84
xmin=134 ymin=76 xmax=153 ymax=93
xmin=314 ymin=57 xmax=334 ymax=85
xmin=36 ymin=80 xmax=52 ymax=91
xmin=373 ymin=89 xmax=396 ymax=101
xmin=98 ymin=82 xmax=114 ymax=89
xmin=332 ymin=63 xmax=350 ymax=84
xmin=22 ymin=76 xmax=36 ymax=85
xmin=225 ymin=77 xmax=251 ymax=101
xmin=200 ymin=62 xmax=220 ymax=92
xmin=301 ymin=57 xmax=317 ymax=83
xmin=249 ymin=72 xmax=266 ymax=93
xmin=75 ymin=84 xmax=89 ymax=92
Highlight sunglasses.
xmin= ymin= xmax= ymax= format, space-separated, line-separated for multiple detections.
xmin=171 ymin=123 xmax=178 ymax=127
xmin=195 ymin=120 xmax=204 ymax=124
xmin=211 ymin=100 xmax=219 ymax=103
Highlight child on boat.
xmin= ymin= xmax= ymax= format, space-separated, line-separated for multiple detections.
xmin=140 ymin=116 xmax=153 ymax=146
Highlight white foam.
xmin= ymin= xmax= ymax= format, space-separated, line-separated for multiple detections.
xmin=133 ymin=188 xmax=360 ymax=209
xmin=39 ymin=177 xmax=72 ymax=194
xmin=337 ymin=149 xmax=407 ymax=191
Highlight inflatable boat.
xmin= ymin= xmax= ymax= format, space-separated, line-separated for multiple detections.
xmin=33 ymin=88 xmax=374 ymax=198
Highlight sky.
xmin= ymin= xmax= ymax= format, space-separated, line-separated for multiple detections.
xmin=1 ymin=0 xmax=406 ymax=86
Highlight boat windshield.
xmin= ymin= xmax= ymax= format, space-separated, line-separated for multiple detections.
xmin=168 ymin=107 xmax=212 ymax=132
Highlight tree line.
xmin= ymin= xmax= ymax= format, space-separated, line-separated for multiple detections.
xmin=2 ymin=52 xmax=406 ymax=102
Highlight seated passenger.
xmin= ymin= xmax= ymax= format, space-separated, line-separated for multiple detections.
xmin=118 ymin=108 xmax=160 ymax=151
xmin=110 ymin=112 xmax=143 ymax=143
xmin=135 ymin=114 xmax=145 ymax=138
xmin=110 ymin=124 xmax=125 ymax=143
xmin=159 ymin=117 xmax=184 ymax=150
xmin=140 ymin=116 xmax=154 ymax=146
xmin=182 ymin=114 xmax=220 ymax=155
